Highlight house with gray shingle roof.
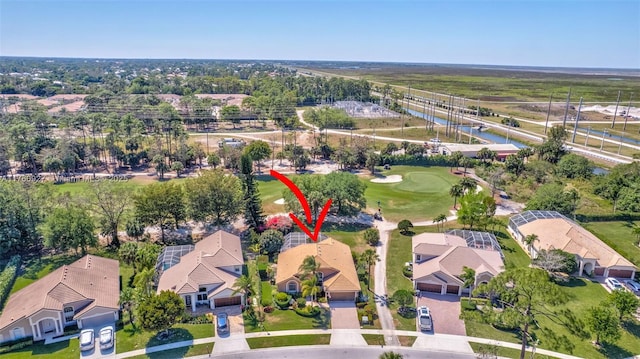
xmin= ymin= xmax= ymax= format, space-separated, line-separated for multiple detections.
xmin=0 ymin=255 xmax=119 ymax=343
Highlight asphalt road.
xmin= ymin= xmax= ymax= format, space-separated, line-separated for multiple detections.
xmin=209 ymin=346 xmax=476 ymax=359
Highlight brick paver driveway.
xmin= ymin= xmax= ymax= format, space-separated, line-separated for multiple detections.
xmin=329 ymin=301 xmax=360 ymax=329
xmin=417 ymin=292 xmax=466 ymax=335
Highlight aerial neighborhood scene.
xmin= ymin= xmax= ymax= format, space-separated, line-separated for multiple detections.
xmin=1 ymin=1 xmax=640 ymax=359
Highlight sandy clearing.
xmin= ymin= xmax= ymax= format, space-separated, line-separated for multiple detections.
xmin=371 ymin=175 xmax=402 ymax=183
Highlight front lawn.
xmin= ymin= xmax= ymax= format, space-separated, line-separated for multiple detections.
xmin=468 ymin=343 xmax=553 ymax=359
xmin=243 ymin=307 xmax=331 ymax=333
xmin=362 ymin=334 xmax=385 ymax=345
xmin=364 ymin=166 xmax=460 ymax=222
xmin=1 ymin=339 xmax=79 ymax=359
xmin=128 ymin=343 xmax=213 ymax=359
xmin=246 ymin=334 xmax=331 ymax=349
xmin=581 ymin=220 xmax=640 ymax=266
xmin=463 ymin=278 xmax=640 ymax=359
xmin=116 ymin=321 xmax=214 ymax=354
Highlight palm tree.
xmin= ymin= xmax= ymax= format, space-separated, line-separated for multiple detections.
xmin=632 ymin=224 xmax=640 ymax=245
xmin=360 ymin=249 xmax=380 ymax=290
xmin=434 ymin=214 xmax=448 ymax=232
xmin=119 ymin=287 xmax=136 ymax=325
xmin=450 ymin=151 xmax=464 ymax=173
xmin=379 ymin=351 xmax=404 ymax=359
xmin=524 ymin=234 xmax=539 ymax=256
xmin=449 ymin=184 xmax=464 ymax=210
xmin=119 ymin=241 xmax=139 ymax=274
xmin=299 ymin=255 xmax=320 ymax=279
xmin=460 ymin=266 xmax=476 ymax=299
xmin=459 ymin=177 xmax=477 ymax=194
xmin=301 ymin=275 xmax=320 ymax=304
xmin=232 ymin=274 xmax=252 ymax=305
xmin=133 ymin=267 xmax=155 ymax=298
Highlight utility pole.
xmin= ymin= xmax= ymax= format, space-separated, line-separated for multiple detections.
xmin=618 ymin=127 xmax=626 ymax=154
xmin=459 ymin=97 xmax=466 ymax=142
xmin=571 ymin=97 xmax=583 ymax=143
xmin=600 ymin=129 xmax=608 ymax=151
xmin=584 ymin=126 xmax=591 ymax=146
xmin=562 ymin=87 xmax=572 ymax=128
xmin=611 ymin=90 xmax=621 ymax=128
xmin=623 ymin=92 xmax=633 ymax=131
xmin=544 ymin=93 xmax=553 ymax=134
xmin=422 ymin=97 xmax=427 ymax=131
xmin=403 ymin=84 xmax=410 ymax=136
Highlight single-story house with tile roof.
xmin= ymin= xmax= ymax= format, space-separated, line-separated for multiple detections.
xmin=412 ymin=230 xmax=505 ymax=295
xmin=156 ymin=230 xmax=245 ymax=312
xmin=276 ymin=237 xmax=360 ymax=302
xmin=0 ymin=255 xmax=119 ymax=344
xmin=508 ymin=210 xmax=636 ymax=278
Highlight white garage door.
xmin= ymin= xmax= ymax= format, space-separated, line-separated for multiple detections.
xmin=80 ymin=313 xmax=114 ymax=329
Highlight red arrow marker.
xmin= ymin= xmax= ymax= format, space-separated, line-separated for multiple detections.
xmin=270 ymin=169 xmax=332 ymax=242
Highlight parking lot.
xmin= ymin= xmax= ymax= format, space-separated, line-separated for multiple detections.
xmin=417 ymin=292 xmax=466 ymax=335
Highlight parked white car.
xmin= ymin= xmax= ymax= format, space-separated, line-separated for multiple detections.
xmin=605 ymin=277 xmax=623 ymax=291
xmin=625 ymin=280 xmax=640 ymax=292
xmin=79 ymin=329 xmax=94 ymax=352
xmin=418 ymin=306 xmax=432 ymax=331
xmin=99 ymin=326 xmax=114 ymax=350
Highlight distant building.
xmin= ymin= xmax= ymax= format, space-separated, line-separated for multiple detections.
xmin=440 ymin=143 xmax=520 ymax=160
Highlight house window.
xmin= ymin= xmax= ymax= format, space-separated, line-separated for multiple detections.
xmin=287 ymin=281 xmax=297 ymax=293
xmin=63 ymin=307 xmax=74 ymax=321
xmin=197 ymin=287 xmax=207 ymax=301
xmin=234 ymin=266 xmax=240 ymax=273
xmin=416 ymin=254 xmax=422 ymax=261
xmin=316 ymin=272 xmax=323 ymax=286
xmin=185 ymin=295 xmax=192 ymax=306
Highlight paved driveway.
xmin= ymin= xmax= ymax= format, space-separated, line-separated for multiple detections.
xmin=417 ymin=292 xmax=466 ymax=335
xmin=329 ymin=302 xmax=360 ymax=329
xmin=80 ymin=323 xmax=116 ymax=359
xmin=213 ymin=306 xmax=244 ymax=336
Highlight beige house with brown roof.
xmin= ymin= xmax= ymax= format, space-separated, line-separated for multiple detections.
xmin=275 ymin=237 xmax=360 ymax=302
xmin=156 ymin=230 xmax=245 ymax=312
xmin=412 ymin=231 xmax=505 ymax=295
xmin=508 ymin=211 xmax=636 ymax=278
xmin=0 ymin=255 xmax=119 ymax=344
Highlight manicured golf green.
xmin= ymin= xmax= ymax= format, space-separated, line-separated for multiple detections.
xmin=366 ymin=166 xmax=459 ymax=222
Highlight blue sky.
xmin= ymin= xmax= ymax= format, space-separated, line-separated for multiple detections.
xmin=1 ymin=0 xmax=639 ymax=68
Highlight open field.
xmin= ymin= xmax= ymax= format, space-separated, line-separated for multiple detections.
xmin=301 ymin=65 xmax=640 ymax=102
xmin=364 ymin=166 xmax=459 ymax=222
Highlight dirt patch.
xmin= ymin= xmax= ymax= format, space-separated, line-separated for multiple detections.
xmin=371 ymin=175 xmax=402 ymax=183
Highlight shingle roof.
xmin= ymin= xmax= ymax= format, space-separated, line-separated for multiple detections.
xmin=517 ymin=215 xmax=635 ymax=268
xmin=157 ymin=230 xmax=243 ymax=295
xmin=276 ymin=238 xmax=360 ymax=292
xmin=0 ymin=255 xmax=119 ymax=330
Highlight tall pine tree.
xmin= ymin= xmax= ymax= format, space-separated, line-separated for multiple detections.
xmin=240 ymin=153 xmax=265 ymax=230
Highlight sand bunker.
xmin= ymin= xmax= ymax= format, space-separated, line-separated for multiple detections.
xmin=371 ymin=175 xmax=403 ymax=183
xmin=274 ymin=198 xmax=285 ymax=205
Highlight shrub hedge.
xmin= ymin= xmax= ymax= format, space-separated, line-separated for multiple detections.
xmin=274 ymin=292 xmax=291 ymax=309
xmin=0 ymin=255 xmax=21 ymax=311
xmin=260 ymin=281 xmax=273 ymax=307
xmin=294 ymin=305 xmax=321 ymax=317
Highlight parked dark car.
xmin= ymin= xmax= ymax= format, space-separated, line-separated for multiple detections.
xmin=216 ymin=312 xmax=229 ymax=335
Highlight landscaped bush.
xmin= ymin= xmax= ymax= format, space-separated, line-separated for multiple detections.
xmin=181 ymin=313 xmax=212 ymax=324
xmin=274 ymin=292 xmax=291 ymax=309
xmin=260 ymin=281 xmax=273 ymax=306
xmin=263 ymin=306 xmax=274 ymax=313
xmin=402 ymin=266 xmax=413 ymax=278
xmin=296 ymin=297 xmax=306 ymax=309
xmin=294 ymin=305 xmax=321 ymax=317
xmin=257 ymin=262 xmax=269 ymax=281
xmin=0 ymin=337 xmax=33 ymax=354
xmin=356 ymin=302 xmax=367 ymax=309
xmin=0 ymin=255 xmax=21 ymax=311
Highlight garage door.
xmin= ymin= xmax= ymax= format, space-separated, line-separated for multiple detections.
xmin=446 ymin=285 xmax=460 ymax=295
xmin=417 ymin=283 xmax=442 ymax=293
xmin=608 ymin=269 xmax=634 ymax=278
xmin=329 ymin=292 xmax=355 ymax=301
xmin=80 ymin=312 xmax=115 ymax=329
xmin=214 ymin=296 xmax=242 ymax=307
xmin=594 ymin=267 xmax=605 ymax=276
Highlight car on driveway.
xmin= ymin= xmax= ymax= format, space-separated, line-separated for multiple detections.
xmin=418 ymin=306 xmax=432 ymax=331
xmin=625 ymin=280 xmax=640 ymax=292
xmin=79 ymin=329 xmax=95 ymax=352
xmin=99 ymin=326 xmax=114 ymax=350
xmin=605 ymin=277 xmax=624 ymax=291
xmin=217 ymin=312 xmax=229 ymax=335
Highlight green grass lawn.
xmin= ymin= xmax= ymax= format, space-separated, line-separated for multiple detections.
xmin=1 ymin=339 xmax=79 ymax=358
xmin=398 ymin=335 xmax=417 ymax=346
xmin=260 ymin=281 xmax=273 ymax=306
xmin=364 ymin=166 xmax=459 ymax=222
xmin=128 ymin=343 xmax=213 ymax=359
xmin=257 ymin=175 xmax=285 ymax=215
xmin=464 ymin=278 xmax=640 ymax=359
xmin=581 ymin=220 xmax=640 ymax=266
xmin=322 ymin=222 xmax=372 ymax=254
xmin=116 ymin=322 xmax=214 ymax=354
xmin=468 ymin=342 xmax=554 ymax=359
xmin=243 ymin=307 xmax=331 ymax=333
xmin=10 ymin=254 xmax=81 ymax=294
xmin=246 ymin=334 xmax=331 ymax=349
xmin=362 ymin=334 xmax=385 ymax=345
